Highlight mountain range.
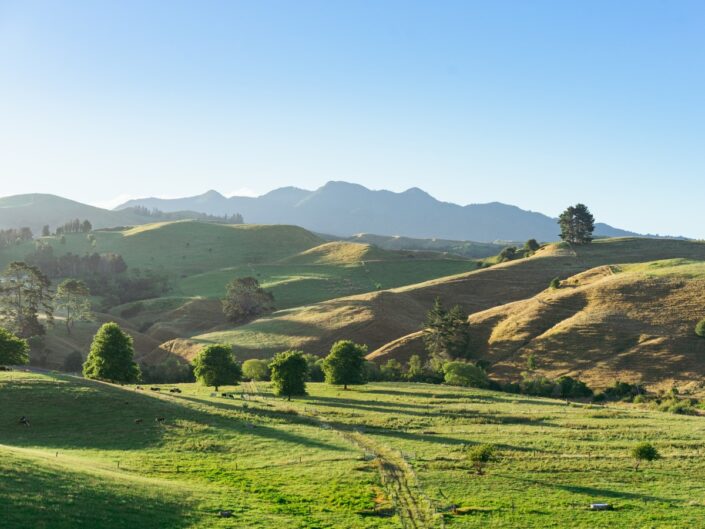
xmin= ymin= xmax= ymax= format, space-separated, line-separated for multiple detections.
xmin=118 ymin=181 xmax=639 ymax=242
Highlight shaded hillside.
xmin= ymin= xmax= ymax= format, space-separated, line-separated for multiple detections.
xmin=118 ymin=181 xmax=641 ymax=242
xmin=458 ymin=259 xmax=705 ymax=389
xmin=168 ymin=238 xmax=705 ymax=361
xmin=344 ymin=233 xmax=505 ymax=258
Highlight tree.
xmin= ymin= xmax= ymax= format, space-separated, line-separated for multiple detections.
xmin=695 ymin=318 xmax=705 ymax=338
xmin=467 ymin=444 xmax=496 ymax=475
xmin=525 ymin=353 xmax=537 ymax=371
xmin=443 ymin=361 xmax=489 ymax=388
xmin=81 ymin=220 xmax=92 ymax=233
xmin=63 ymin=350 xmax=84 ymax=372
xmin=498 ymin=246 xmax=517 ymax=262
xmin=303 ymin=353 xmax=325 ymax=382
xmin=222 ymin=277 xmax=275 ymax=323
xmin=549 ymin=277 xmax=561 ymax=289
xmin=242 ymin=358 xmax=270 ymax=381
xmin=192 ymin=344 xmax=242 ymax=391
xmin=0 ymin=261 xmax=54 ymax=337
xmin=41 ymin=225 xmax=50 ymax=237
xmin=558 ymin=204 xmax=595 ymax=244
xmin=380 ymin=358 xmax=403 ymax=381
xmin=323 ymin=340 xmax=367 ymax=389
xmin=83 ymin=322 xmax=140 ymax=383
xmin=423 ymin=298 xmax=471 ymax=361
xmin=631 ymin=442 xmax=659 ymax=470
xmin=269 ymin=350 xmax=307 ymax=400
xmin=0 ymin=327 xmax=29 ymax=366
xmin=405 ymin=354 xmax=425 ymax=381
xmin=524 ymin=239 xmax=540 ymax=253
xmin=55 ymin=279 xmax=91 ymax=334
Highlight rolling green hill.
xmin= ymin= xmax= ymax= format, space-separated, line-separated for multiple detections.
xmin=171 ymin=238 xmax=705 ymax=382
xmin=4 ymin=371 xmax=705 ymax=528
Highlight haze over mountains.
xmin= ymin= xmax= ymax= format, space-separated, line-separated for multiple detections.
xmin=118 ymin=181 xmax=640 ymax=242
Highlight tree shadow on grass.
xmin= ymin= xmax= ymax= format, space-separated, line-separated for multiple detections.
xmin=362 ymin=386 xmax=569 ymax=407
xmin=0 ymin=374 xmax=343 ymax=453
xmin=0 ymin=452 xmax=193 ymax=529
xmin=505 ymin=475 xmax=680 ymax=504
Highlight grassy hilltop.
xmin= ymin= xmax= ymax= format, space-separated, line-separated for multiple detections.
xmin=3 ymin=371 xmax=705 ymax=528
xmin=0 ymin=220 xmax=481 ymax=367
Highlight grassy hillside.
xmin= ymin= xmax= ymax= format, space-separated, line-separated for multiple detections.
xmin=4 ymin=371 xmax=705 ymax=528
xmin=0 ymin=220 xmax=484 ymax=366
xmin=174 ymin=238 xmax=705 ymax=364
xmin=0 ymin=194 xmax=150 ymax=233
xmin=346 ymin=233 xmax=506 ymax=259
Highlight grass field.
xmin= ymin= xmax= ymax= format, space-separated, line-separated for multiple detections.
xmin=3 ymin=371 xmax=705 ymax=528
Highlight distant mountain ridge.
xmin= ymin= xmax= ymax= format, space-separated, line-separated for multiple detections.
xmin=118 ymin=181 xmax=640 ymax=242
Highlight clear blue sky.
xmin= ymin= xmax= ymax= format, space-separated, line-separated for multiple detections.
xmin=1 ymin=1 xmax=703 ymax=237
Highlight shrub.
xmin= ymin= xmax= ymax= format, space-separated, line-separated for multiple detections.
xmin=443 ymin=361 xmax=489 ymax=388
xmin=303 ymin=354 xmax=325 ymax=382
xmin=695 ymin=318 xmax=705 ymax=338
xmin=466 ymin=444 xmax=497 ymax=475
xmin=555 ymin=376 xmax=593 ymax=399
xmin=62 ymin=351 xmax=84 ymax=373
xmin=242 ymin=359 xmax=270 ymax=381
xmin=364 ymin=361 xmax=382 ymax=381
xmin=603 ymin=381 xmax=645 ymax=401
xmin=657 ymin=398 xmax=696 ymax=415
xmin=380 ymin=359 xmax=404 ymax=381
xmin=0 ymin=327 xmax=29 ymax=366
xmin=549 ymin=277 xmax=561 ymax=289
xmin=140 ymin=357 xmax=194 ymax=384
xmin=519 ymin=375 xmax=556 ymax=397
xmin=631 ymin=442 xmax=660 ymax=470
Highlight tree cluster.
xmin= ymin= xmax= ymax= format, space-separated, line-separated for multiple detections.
xmin=126 ymin=205 xmax=244 ymax=224
xmin=26 ymin=245 xmax=127 ymax=278
xmin=0 ymin=262 xmax=54 ymax=337
xmin=0 ymin=227 xmax=33 ymax=248
xmin=55 ymin=219 xmax=92 ymax=235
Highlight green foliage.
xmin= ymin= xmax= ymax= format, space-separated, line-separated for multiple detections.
xmin=222 ymin=276 xmax=275 ymax=323
xmin=269 ymin=350 xmax=308 ymax=400
xmin=242 ymin=358 xmax=270 ymax=381
xmin=55 ymin=279 xmax=91 ymax=334
xmin=323 ymin=340 xmax=368 ymax=389
xmin=140 ymin=357 xmax=194 ymax=384
xmin=0 ymin=327 xmax=29 ymax=365
xmin=556 ymin=376 xmax=593 ymax=398
xmin=525 ymin=353 xmax=537 ymax=371
xmin=466 ymin=443 xmax=497 ymax=474
xmin=549 ymin=277 xmax=561 ymax=289
xmin=62 ymin=350 xmax=84 ymax=372
xmin=498 ymin=246 xmax=518 ymax=262
xmin=0 ymin=261 xmax=54 ymax=337
xmin=631 ymin=442 xmax=660 ymax=470
xmin=443 ymin=361 xmax=489 ymax=388
xmin=599 ymin=381 xmax=645 ymax=402
xmin=83 ymin=322 xmax=140 ymax=383
xmin=380 ymin=359 xmax=403 ymax=381
xmin=192 ymin=344 xmax=242 ymax=390
xmin=423 ymin=298 xmax=471 ymax=361
xmin=363 ymin=361 xmax=382 ymax=381
xmin=303 ymin=354 xmax=325 ymax=382
xmin=405 ymin=354 xmax=425 ymax=381
xmin=524 ymin=239 xmax=540 ymax=254
xmin=558 ymin=203 xmax=595 ymax=245
xmin=695 ymin=318 xmax=705 ymax=338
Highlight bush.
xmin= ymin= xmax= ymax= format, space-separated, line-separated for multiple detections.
xmin=519 ymin=375 xmax=556 ymax=397
xmin=466 ymin=444 xmax=496 ymax=474
xmin=303 ymin=354 xmax=325 ymax=382
xmin=656 ymin=398 xmax=696 ymax=415
xmin=695 ymin=318 xmax=705 ymax=338
xmin=549 ymin=277 xmax=561 ymax=289
xmin=443 ymin=361 xmax=489 ymax=388
xmin=242 ymin=359 xmax=270 ymax=381
xmin=140 ymin=357 xmax=194 ymax=384
xmin=380 ymin=359 xmax=404 ymax=381
xmin=555 ymin=376 xmax=593 ymax=399
xmin=631 ymin=442 xmax=659 ymax=470
xmin=603 ymin=381 xmax=644 ymax=401
xmin=62 ymin=351 xmax=84 ymax=373
xmin=364 ymin=361 xmax=382 ymax=381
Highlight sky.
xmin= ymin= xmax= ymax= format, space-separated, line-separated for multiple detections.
xmin=1 ymin=1 xmax=704 ymax=237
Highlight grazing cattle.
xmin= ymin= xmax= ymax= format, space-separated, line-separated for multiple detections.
xmin=134 ymin=419 xmax=143 ymax=424
xmin=219 ymin=510 xmax=233 ymax=518
xmin=155 ymin=417 xmax=165 ymax=423
xmin=150 ymin=387 xmax=161 ymax=392
xmin=18 ymin=416 xmax=30 ymax=427
xmin=169 ymin=388 xmax=182 ymax=393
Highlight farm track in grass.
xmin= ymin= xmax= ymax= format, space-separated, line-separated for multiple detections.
xmin=243 ymin=381 xmax=439 ymax=529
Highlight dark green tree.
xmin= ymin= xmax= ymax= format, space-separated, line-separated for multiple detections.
xmin=63 ymin=350 xmax=84 ymax=372
xmin=0 ymin=327 xmax=29 ymax=366
xmin=303 ymin=353 xmax=325 ymax=382
xmin=0 ymin=261 xmax=54 ymax=337
xmin=55 ymin=279 xmax=91 ymax=334
xmin=423 ymin=298 xmax=471 ymax=361
xmin=498 ymin=246 xmax=517 ymax=262
xmin=631 ymin=442 xmax=660 ymax=470
xmin=83 ymin=322 xmax=140 ymax=383
xmin=558 ymin=203 xmax=595 ymax=244
xmin=269 ymin=350 xmax=308 ymax=400
xmin=222 ymin=277 xmax=275 ymax=323
xmin=323 ymin=340 xmax=368 ymax=389
xmin=192 ymin=344 xmax=242 ymax=391
xmin=524 ymin=239 xmax=540 ymax=253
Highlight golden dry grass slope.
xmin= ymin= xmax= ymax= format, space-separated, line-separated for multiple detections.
xmin=169 ymin=238 xmax=705 ymax=374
